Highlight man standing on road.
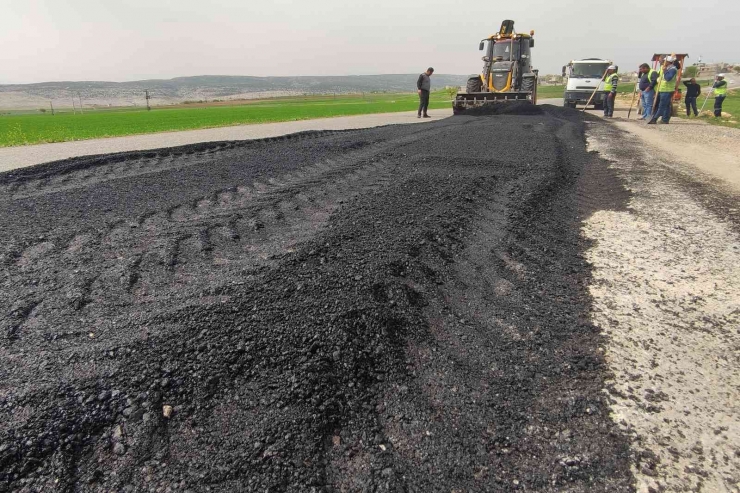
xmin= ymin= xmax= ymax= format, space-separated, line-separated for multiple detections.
xmin=712 ymin=74 xmax=728 ymax=118
xmin=602 ymin=65 xmax=618 ymax=118
xmin=682 ymin=78 xmax=701 ymax=117
xmin=648 ymin=56 xmax=678 ymax=125
xmin=417 ymin=67 xmax=434 ymax=118
xmin=638 ymin=63 xmax=659 ymax=120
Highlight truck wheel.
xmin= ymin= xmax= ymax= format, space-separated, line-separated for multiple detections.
xmin=466 ymin=76 xmax=482 ymax=93
xmin=593 ymin=102 xmax=604 ymax=110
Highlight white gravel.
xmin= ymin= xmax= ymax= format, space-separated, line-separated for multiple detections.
xmin=0 ymin=109 xmax=452 ymax=172
xmin=585 ymin=122 xmax=740 ymax=493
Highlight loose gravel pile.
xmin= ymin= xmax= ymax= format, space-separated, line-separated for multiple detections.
xmin=0 ymin=106 xmax=634 ymax=492
xmin=459 ymin=102 xmax=544 ymax=116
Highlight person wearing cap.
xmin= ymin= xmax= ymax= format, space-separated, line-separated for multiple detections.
xmin=712 ymin=74 xmax=728 ymax=118
xmin=648 ymin=56 xmax=678 ymax=124
xmin=602 ymin=65 xmax=618 ymax=118
xmin=417 ymin=67 xmax=434 ymax=118
xmin=638 ymin=63 xmax=659 ymax=120
xmin=682 ymin=78 xmax=701 ymax=117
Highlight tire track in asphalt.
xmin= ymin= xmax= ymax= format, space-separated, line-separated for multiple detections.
xmin=0 ymin=106 xmax=639 ymax=491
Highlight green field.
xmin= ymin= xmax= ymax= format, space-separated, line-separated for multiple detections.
xmin=0 ymin=91 xmax=453 ymax=147
xmin=675 ymin=89 xmax=739 ymax=129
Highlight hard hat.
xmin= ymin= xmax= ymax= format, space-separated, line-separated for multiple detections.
xmin=664 ymin=55 xmax=675 ymax=62
xmin=717 ymin=73 xmax=726 ymax=78
xmin=608 ymin=65 xmax=616 ymax=70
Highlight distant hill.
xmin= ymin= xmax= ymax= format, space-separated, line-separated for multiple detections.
xmin=0 ymin=74 xmax=469 ymax=110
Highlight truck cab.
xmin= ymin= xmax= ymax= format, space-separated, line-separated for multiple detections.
xmin=562 ymin=58 xmax=613 ymax=109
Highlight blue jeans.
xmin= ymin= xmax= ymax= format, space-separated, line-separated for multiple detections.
xmin=714 ymin=95 xmax=726 ymax=117
xmin=603 ymin=92 xmax=615 ymax=116
xmin=640 ymin=89 xmax=655 ymax=120
xmin=654 ymin=92 xmax=673 ymax=123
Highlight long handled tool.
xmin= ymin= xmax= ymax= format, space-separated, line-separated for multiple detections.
xmin=699 ymin=79 xmax=716 ymax=113
xmin=582 ymin=68 xmax=610 ymax=113
xmin=627 ymin=82 xmax=639 ymax=119
xmin=699 ymin=89 xmax=713 ymax=113
xmin=651 ymin=70 xmax=664 ymax=115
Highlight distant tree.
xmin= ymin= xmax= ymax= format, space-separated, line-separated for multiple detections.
xmin=734 ymin=66 xmax=740 ymax=74
xmin=445 ymin=86 xmax=458 ymax=100
xmin=683 ymin=65 xmax=698 ymax=78
xmin=38 ymin=108 xmax=46 ymax=113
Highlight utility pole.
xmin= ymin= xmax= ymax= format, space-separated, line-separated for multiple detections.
xmin=72 ymin=99 xmax=76 ymax=114
xmin=77 ymin=92 xmax=84 ymax=114
xmin=50 ymin=101 xmax=55 ymax=115
xmin=145 ymin=90 xmax=151 ymax=111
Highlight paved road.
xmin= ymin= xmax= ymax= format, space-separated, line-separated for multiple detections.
xmin=0 ymin=105 xmax=637 ymax=491
xmin=0 ymin=108 xmax=452 ymax=172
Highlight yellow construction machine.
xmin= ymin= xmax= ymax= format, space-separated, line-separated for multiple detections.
xmin=453 ymin=20 xmax=539 ymax=114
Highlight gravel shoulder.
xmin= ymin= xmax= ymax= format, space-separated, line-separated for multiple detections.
xmin=585 ymin=120 xmax=740 ymax=492
xmin=612 ymin=118 xmax=740 ymax=192
xmin=0 ymin=109 xmax=452 ymax=172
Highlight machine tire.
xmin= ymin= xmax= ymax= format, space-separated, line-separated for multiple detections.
xmin=466 ymin=76 xmax=482 ymax=94
xmin=593 ymin=102 xmax=604 ymax=110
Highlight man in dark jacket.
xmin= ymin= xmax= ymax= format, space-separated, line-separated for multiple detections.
xmin=683 ymin=78 xmax=701 ymax=116
xmin=638 ymin=63 xmax=659 ymax=120
xmin=417 ymin=67 xmax=434 ymax=118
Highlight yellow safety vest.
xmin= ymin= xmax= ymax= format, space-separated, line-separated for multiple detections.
xmin=604 ymin=73 xmax=617 ymax=92
xmin=658 ymin=68 xmax=677 ymax=93
xmin=714 ymin=82 xmax=727 ymax=96
xmin=646 ymin=69 xmax=658 ymax=90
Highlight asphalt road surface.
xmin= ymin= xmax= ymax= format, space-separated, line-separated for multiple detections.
xmin=2 ymin=103 xmax=738 ymax=492
xmin=0 ymin=104 xmax=637 ymax=492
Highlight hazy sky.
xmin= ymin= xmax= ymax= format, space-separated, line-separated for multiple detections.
xmin=1 ymin=0 xmax=737 ymax=84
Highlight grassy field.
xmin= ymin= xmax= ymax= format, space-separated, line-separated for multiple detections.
xmin=675 ymin=89 xmax=739 ymax=129
xmin=0 ymin=91 xmax=453 ymax=147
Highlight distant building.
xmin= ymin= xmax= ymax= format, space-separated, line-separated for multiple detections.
xmin=693 ymin=62 xmax=736 ymax=78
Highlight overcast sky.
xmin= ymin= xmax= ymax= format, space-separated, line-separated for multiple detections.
xmin=1 ymin=0 xmax=737 ymax=84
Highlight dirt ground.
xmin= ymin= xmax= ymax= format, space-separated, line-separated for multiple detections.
xmin=1 ymin=104 xmax=739 ymax=492
xmin=585 ymin=120 xmax=740 ymax=492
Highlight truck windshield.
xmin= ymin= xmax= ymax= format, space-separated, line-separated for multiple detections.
xmin=571 ymin=63 xmax=610 ymax=78
xmin=492 ymin=40 xmax=519 ymax=60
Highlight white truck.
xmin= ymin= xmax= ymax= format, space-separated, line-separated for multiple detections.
xmin=561 ymin=58 xmax=614 ymax=109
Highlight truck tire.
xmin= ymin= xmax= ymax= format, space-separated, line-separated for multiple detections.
xmin=593 ymin=102 xmax=604 ymax=110
xmin=466 ymin=76 xmax=482 ymax=93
